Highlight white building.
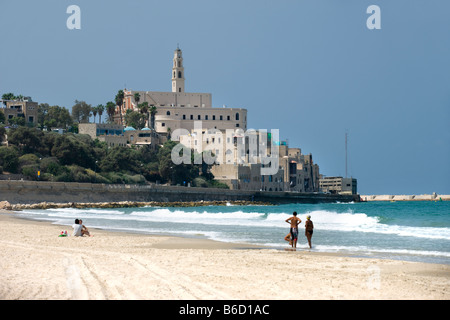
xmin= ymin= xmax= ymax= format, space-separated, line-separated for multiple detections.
xmin=117 ymin=47 xmax=247 ymax=134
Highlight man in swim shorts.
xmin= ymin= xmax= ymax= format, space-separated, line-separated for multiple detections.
xmin=285 ymin=211 xmax=301 ymax=248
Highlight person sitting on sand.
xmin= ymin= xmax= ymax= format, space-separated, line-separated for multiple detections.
xmin=79 ymin=219 xmax=92 ymax=237
xmin=72 ymin=219 xmax=82 ymax=237
xmin=305 ymin=215 xmax=314 ymax=248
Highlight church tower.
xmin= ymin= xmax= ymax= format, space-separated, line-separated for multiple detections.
xmin=172 ymin=46 xmax=185 ymax=93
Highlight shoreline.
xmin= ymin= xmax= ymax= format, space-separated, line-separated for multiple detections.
xmin=0 ymin=209 xmax=449 ymax=300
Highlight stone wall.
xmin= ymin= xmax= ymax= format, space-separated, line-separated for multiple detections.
xmin=0 ymin=180 xmax=357 ymax=205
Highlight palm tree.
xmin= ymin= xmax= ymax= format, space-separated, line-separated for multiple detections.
xmin=138 ymin=102 xmax=149 ymax=127
xmin=134 ymin=92 xmax=140 ymax=110
xmin=92 ymin=105 xmax=98 ymax=123
xmin=2 ymin=93 xmax=15 ymax=106
xmin=106 ymin=101 xmax=116 ymax=123
xmin=97 ymin=104 xmax=105 ymax=124
xmin=115 ymin=90 xmax=125 ymax=125
xmin=149 ymin=105 xmax=157 ymax=130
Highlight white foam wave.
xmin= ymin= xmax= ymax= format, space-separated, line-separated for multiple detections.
xmin=19 ymin=207 xmax=450 ymax=241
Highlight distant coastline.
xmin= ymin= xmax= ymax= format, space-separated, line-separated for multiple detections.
xmin=0 ymin=180 xmax=358 ymax=210
xmin=361 ymin=194 xmax=449 ymax=201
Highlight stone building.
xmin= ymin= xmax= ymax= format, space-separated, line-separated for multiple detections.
xmin=79 ymin=123 xmax=164 ymax=149
xmin=79 ymin=123 xmax=127 ymax=147
xmin=176 ymin=126 xmax=320 ymax=192
xmin=1 ymin=98 xmax=38 ymax=126
xmin=319 ymin=176 xmax=357 ymax=195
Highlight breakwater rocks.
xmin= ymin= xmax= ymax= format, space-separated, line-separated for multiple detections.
xmin=361 ymin=194 xmax=450 ymax=201
xmin=6 ymin=200 xmax=272 ymax=211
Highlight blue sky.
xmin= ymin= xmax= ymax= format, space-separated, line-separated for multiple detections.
xmin=1 ymin=0 xmax=449 ymax=195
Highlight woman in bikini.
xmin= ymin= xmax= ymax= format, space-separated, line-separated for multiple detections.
xmin=305 ymin=215 xmax=314 ymax=248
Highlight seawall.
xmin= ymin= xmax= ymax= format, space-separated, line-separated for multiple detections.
xmin=361 ymin=194 xmax=450 ymax=201
xmin=0 ymin=180 xmax=357 ymax=206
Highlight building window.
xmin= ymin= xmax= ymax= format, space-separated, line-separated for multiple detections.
xmin=236 ymin=124 xmax=239 ymax=127
xmin=235 ymin=112 xmax=239 ymax=120
xmin=198 ymin=115 xmax=201 ymax=120
xmin=212 ymin=115 xmax=216 ymax=120
xmin=227 ymin=115 xmax=230 ymax=120
xmin=162 ymin=123 xmax=165 ymax=127
xmin=220 ymin=115 xmax=223 ymax=120
xmin=178 ymin=71 xmax=182 ymax=78
xmin=166 ymin=111 xmax=171 ymax=116
xmin=182 ymin=115 xmax=186 ymax=119
xmin=205 ymin=115 xmax=208 ymax=120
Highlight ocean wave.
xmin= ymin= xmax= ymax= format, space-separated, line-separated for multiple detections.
xmin=19 ymin=207 xmax=450 ymax=241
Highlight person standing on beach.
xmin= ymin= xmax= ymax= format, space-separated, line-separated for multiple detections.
xmin=305 ymin=215 xmax=314 ymax=249
xmin=285 ymin=212 xmax=301 ymax=248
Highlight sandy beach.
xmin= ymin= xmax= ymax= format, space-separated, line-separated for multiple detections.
xmin=0 ymin=210 xmax=449 ymax=300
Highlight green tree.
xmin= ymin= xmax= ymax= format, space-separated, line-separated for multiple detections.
xmin=157 ymin=140 xmax=200 ymax=185
xmin=134 ymin=92 xmax=140 ymax=107
xmin=92 ymin=105 xmax=98 ymax=123
xmin=105 ymin=101 xmax=116 ymax=123
xmin=138 ymin=102 xmax=149 ymax=127
xmin=8 ymin=116 xmax=26 ymax=127
xmin=0 ymin=146 xmax=19 ymax=173
xmin=97 ymin=104 xmax=105 ymax=124
xmin=8 ymin=126 xmax=44 ymax=154
xmin=44 ymin=105 xmax=72 ymax=131
xmin=98 ymin=146 xmax=140 ymax=173
xmin=0 ymin=126 xmax=6 ymax=142
xmin=1 ymin=93 xmax=15 ymax=106
xmin=115 ymin=90 xmax=124 ymax=125
xmin=149 ymin=105 xmax=157 ymax=130
xmin=71 ymin=100 xmax=92 ymax=123
xmin=125 ymin=110 xmax=145 ymax=130
xmin=37 ymin=103 xmax=50 ymax=129
xmin=51 ymin=134 xmax=96 ymax=169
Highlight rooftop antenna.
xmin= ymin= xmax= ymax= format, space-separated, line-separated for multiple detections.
xmin=345 ymin=130 xmax=348 ymax=178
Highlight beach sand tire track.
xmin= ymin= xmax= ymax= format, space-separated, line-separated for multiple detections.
xmin=124 ymin=256 xmax=233 ymax=300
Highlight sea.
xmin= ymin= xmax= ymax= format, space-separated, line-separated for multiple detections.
xmin=15 ymin=200 xmax=450 ymax=265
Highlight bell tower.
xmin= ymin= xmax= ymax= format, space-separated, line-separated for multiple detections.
xmin=172 ymin=46 xmax=185 ymax=93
